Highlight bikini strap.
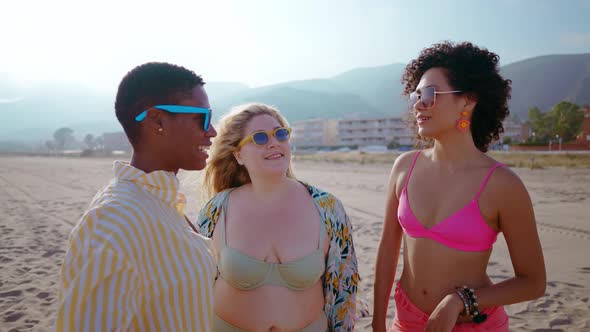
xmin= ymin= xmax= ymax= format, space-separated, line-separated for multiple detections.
xmin=219 ymin=189 xmax=234 ymax=246
xmin=317 ymin=216 xmax=325 ymax=250
xmin=474 ymin=163 xmax=505 ymax=199
xmin=403 ymin=150 xmax=422 ymax=190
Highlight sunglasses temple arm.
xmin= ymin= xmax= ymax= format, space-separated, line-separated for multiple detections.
xmin=435 ymin=90 xmax=463 ymax=94
xmin=135 ymin=111 xmax=148 ymax=122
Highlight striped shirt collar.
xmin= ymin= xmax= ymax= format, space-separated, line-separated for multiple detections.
xmin=113 ymin=161 xmax=186 ymax=214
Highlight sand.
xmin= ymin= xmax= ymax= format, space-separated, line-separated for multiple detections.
xmin=1 ymin=156 xmax=589 ymax=331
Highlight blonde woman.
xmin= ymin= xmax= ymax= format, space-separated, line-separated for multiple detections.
xmin=196 ymin=103 xmax=358 ymax=331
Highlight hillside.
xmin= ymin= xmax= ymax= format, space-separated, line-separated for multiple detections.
xmin=2 ymin=53 xmax=589 ymax=142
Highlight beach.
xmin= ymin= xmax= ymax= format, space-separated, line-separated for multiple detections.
xmin=1 ymin=155 xmax=589 ymax=331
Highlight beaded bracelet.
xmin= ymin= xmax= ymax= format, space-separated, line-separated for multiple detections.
xmin=460 ymin=286 xmax=488 ymax=324
xmin=454 ymin=288 xmax=471 ymax=317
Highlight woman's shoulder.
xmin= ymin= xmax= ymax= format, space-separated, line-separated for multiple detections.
xmin=299 ymin=181 xmax=350 ymax=223
xmin=204 ymin=188 xmax=235 ymax=206
xmin=197 ymin=188 xmax=237 ymax=236
xmin=398 ymin=149 xmax=422 ymax=162
xmin=387 ymin=149 xmax=423 ymax=189
xmin=198 ymin=188 xmax=236 ymax=221
xmin=474 ymin=155 xmax=530 ymax=205
xmin=480 ymin=154 xmax=521 ymax=184
xmin=392 ymin=149 xmax=422 ymax=172
xmin=488 ymin=162 xmax=525 ymax=191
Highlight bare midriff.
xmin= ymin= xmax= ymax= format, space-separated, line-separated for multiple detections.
xmin=214 ymin=279 xmax=325 ymax=331
xmin=399 ymin=236 xmax=494 ymax=315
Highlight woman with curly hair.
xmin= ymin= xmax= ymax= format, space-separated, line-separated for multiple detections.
xmin=196 ymin=103 xmax=359 ymax=331
xmin=372 ymin=42 xmax=546 ymax=331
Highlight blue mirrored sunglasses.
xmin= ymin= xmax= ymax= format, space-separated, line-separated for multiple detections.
xmin=135 ymin=105 xmax=212 ymax=131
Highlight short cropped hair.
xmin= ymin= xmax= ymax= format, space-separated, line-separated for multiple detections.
xmin=114 ymin=62 xmax=204 ymax=146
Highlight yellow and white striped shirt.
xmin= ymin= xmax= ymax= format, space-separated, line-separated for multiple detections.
xmin=57 ymin=161 xmax=215 ymax=331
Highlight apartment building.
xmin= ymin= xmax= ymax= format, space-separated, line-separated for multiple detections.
xmin=502 ymin=117 xmax=529 ymax=143
xmin=338 ymin=116 xmax=414 ymax=146
xmin=291 ymin=118 xmax=339 ymax=148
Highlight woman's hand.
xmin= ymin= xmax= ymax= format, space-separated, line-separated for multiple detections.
xmin=424 ymin=293 xmax=464 ymax=332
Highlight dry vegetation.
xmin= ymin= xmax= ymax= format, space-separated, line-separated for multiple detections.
xmin=293 ymin=151 xmax=590 ymax=168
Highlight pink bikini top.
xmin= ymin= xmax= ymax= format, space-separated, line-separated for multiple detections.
xmin=397 ymin=151 xmax=503 ymax=252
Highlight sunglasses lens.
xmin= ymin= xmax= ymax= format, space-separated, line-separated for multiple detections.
xmin=275 ymin=128 xmax=290 ymax=142
xmin=203 ymin=115 xmax=210 ymax=131
xmin=252 ymin=132 xmax=269 ymax=145
xmin=422 ymin=87 xmax=435 ymax=108
xmin=409 ymin=92 xmax=419 ymax=108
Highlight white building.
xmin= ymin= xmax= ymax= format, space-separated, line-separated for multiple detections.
xmin=338 ymin=116 xmax=414 ymax=146
xmin=502 ymin=117 xmax=529 ymax=143
xmin=291 ymin=118 xmax=339 ymax=148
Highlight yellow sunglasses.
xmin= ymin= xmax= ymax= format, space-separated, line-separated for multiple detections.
xmin=237 ymin=127 xmax=292 ymax=148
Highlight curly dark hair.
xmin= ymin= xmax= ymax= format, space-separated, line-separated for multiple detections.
xmin=115 ymin=62 xmax=205 ymax=146
xmin=402 ymin=41 xmax=512 ymax=152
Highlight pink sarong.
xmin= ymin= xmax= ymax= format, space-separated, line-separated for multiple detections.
xmin=390 ymin=283 xmax=509 ymax=332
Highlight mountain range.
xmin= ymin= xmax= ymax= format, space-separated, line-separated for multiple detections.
xmin=1 ymin=53 xmax=589 ymax=142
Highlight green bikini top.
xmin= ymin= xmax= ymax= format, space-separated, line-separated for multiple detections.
xmin=216 ymin=191 xmax=326 ymax=291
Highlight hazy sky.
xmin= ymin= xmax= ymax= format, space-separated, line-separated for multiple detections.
xmin=2 ymin=0 xmax=589 ymax=95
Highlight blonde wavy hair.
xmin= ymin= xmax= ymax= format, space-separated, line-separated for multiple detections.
xmin=204 ymin=103 xmax=296 ymax=197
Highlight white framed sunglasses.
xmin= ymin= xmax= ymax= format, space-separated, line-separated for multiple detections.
xmin=409 ymin=86 xmax=462 ymax=109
